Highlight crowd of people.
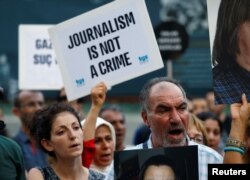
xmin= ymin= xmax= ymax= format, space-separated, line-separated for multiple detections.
xmin=0 ymin=76 xmax=249 ymax=180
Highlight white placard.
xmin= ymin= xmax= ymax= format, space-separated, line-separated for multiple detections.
xmin=207 ymin=0 xmax=221 ymax=67
xmin=19 ymin=24 xmax=63 ymax=90
xmin=49 ymin=0 xmax=164 ymax=101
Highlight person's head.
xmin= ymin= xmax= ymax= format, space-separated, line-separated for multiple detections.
xmin=186 ymin=97 xmax=194 ymax=113
xmin=57 ymin=87 xmax=85 ymax=119
xmin=139 ymin=155 xmax=177 ymax=180
xmin=83 ymin=117 xmax=115 ymax=168
xmin=196 ymin=112 xmax=222 ymax=150
xmin=30 ymin=103 xmax=83 ymax=159
xmin=99 ymin=104 xmax=126 ymax=150
xmin=212 ymin=0 xmax=250 ymax=67
xmin=139 ymin=77 xmax=189 ymax=147
xmin=13 ymin=90 xmax=45 ymax=131
xmin=191 ymin=98 xmax=208 ymax=115
xmin=188 ymin=113 xmax=208 ymax=145
xmin=205 ymin=91 xmax=225 ymax=116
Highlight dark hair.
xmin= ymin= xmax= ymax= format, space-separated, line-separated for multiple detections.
xmin=139 ymin=155 xmax=177 ymax=180
xmin=196 ymin=111 xmax=223 ymax=133
xmin=0 ymin=87 xmax=3 ymax=100
xmin=139 ymin=77 xmax=186 ymax=112
xmin=212 ymin=0 xmax=250 ymax=67
xmin=56 ymin=88 xmax=85 ymax=104
xmin=13 ymin=90 xmax=42 ymax=108
xmin=0 ymin=120 xmax=6 ymax=131
xmin=30 ymin=103 xmax=81 ymax=157
xmin=99 ymin=104 xmax=125 ymax=121
xmin=133 ymin=124 xmax=151 ymax=145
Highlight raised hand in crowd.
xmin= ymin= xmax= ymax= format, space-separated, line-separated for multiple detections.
xmin=224 ymin=94 xmax=250 ymax=163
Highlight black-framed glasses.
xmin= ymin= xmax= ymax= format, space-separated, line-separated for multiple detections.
xmin=190 ymin=136 xmax=204 ymax=144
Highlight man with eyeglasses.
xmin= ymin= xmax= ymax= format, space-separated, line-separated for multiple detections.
xmin=12 ymin=90 xmax=48 ymax=171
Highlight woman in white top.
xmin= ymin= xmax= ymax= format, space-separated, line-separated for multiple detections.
xmin=82 ymin=117 xmax=115 ymax=176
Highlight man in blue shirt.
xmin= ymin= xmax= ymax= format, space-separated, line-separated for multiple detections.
xmin=12 ymin=90 xmax=48 ymax=171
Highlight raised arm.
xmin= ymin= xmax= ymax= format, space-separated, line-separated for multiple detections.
xmin=83 ymin=82 xmax=107 ymax=141
xmin=224 ymin=94 xmax=250 ymax=163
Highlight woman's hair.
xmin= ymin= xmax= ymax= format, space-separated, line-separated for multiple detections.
xmin=188 ymin=113 xmax=208 ymax=145
xmin=212 ymin=0 xmax=250 ymax=67
xmin=30 ymin=103 xmax=81 ymax=157
xmin=196 ymin=111 xmax=223 ymax=134
xmin=139 ymin=155 xmax=177 ymax=180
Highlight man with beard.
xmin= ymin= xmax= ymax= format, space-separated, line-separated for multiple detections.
xmin=12 ymin=90 xmax=48 ymax=171
xmin=99 ymin=104 xmax=126 ymax=151
xmin=106 ymin=77 xmax=222 ymax=180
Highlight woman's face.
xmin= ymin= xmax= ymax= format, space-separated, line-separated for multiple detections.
xmin=237 ymin=22 xmax=250 ymax=67
xmin=143 ymin=165 xmax=175 ymax=180
xmin=204 ymin=119 xmax=221 ymax=150
xmin=188 ymin=126 xmax=204 ymax=144
xmin=94 ymin=125 xmax=115 ymax=167
xmin=43 ymin=112 xmax=83 ymax=159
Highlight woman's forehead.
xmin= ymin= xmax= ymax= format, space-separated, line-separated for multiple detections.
xmin=52 ymin=112 xmax=78 ymax=127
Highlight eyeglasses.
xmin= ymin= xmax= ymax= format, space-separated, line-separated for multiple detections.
xmin=189 ymin=136 xmax=204 ymax=144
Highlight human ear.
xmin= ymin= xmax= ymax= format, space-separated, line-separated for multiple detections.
xmin=41 ymin=139 xmax=54 ymax=152
xmin=141 ymin=111 xmax=150 ymax=127
xmin=12 ymin=107 xmax=21 ymax=118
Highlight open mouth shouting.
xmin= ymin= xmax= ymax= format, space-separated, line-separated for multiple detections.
xmin=167 ymin=127 xmax=185 ymax=140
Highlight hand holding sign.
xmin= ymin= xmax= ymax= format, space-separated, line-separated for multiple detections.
xmin=49 ymin=0 xmax=163 ymax=101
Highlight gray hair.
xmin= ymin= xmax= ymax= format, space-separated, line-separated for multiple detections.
xmin=99 ymin=104 xmax=125 ymax=122
xmin=139 ymin=77 xmax=187 ymax=112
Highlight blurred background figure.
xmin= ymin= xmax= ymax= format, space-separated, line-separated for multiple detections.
xmin=197 ymin=111 xmax=223 ymax=154
xmin=0 ymin=88 xmax=26 ymax=180
xmin=12 ymin=90 xmax=48 ymax=171
xmin=0 ymin=119 xmax=26 ymax=180
xmin=205 ymin=91 xmax=231 ymax=147
xmin=133 ymin=123 xmax=151 ymax=146
xmin=191 ymin=97 xmax=209 ymax=115
xmin=56 ymin=87 xmax=85 ymax=120
xmin=188 ymin=113 xmax=208 ymax=145
xmin=99 ymin=104 xmax=126 ymax=150
xmin=187 ymin=97 xmax=194 ymax=113
xmin=0 ymin=87 xmax=9 ymax=136
xmin=0 ymin=108 xmax=9 ymax=136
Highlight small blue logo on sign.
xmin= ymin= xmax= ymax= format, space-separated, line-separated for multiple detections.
xmin=138 ymin=55 xmax=149 ymax=64
xmin=75 ymin=78 xmax=85 ymax=87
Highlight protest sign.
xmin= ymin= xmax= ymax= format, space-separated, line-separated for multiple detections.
xmin=19 ymin=24 xmax=63 ymax=90
xmin=207 ymin=0 xmax=221 ymax=63
xmin=49 ymin=0 xmax=164 ymax=101
xmin=114 ymin=146 xmax=198 ymax=180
